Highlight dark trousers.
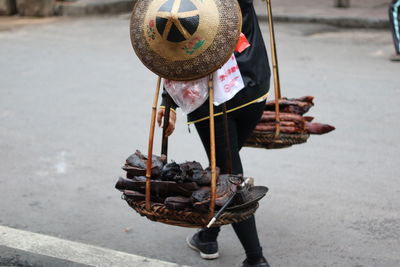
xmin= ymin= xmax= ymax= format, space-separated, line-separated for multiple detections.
xmin=194 ymin=100 xmax=265 ymax=261
xmin=389 ymin=0 xmax=400 ymax=54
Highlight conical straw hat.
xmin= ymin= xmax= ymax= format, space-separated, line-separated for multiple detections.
xmin=130 ymin=0 xmax=242 ymax=81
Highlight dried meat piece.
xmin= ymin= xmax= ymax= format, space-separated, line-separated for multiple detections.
xmin=191 ymin=175 xmax=238 ymax=212
xmin=191 ymin=167 xmax=220 ymax=185
xmin=265 ymin=96 xmax=314 ymax=115
xmin=260 ymin=111 xmax=306 ymax=125
xmin=115 ymin=177 xmax=193 ymax=197
xmin=179 ymin=161 xmax=204 ymax=182
xmin=296 ymin=96 xmax=314 ymax=104
xmin=255 ymin=124 xmax=306 ymax=134
xmin=123 ymin=190 xmax=164 ymax=203
xmin=191 ymin=187 xmax=210 ymax=203
xmin=306 ymin=122 xmax=335 ymax=135
xmin=164 ymin=196 xmax=193 ymax=210
xmin=125 ymin=150 xmax=167 ymax=178
xmin=161 ymin=162 xmax=183 ymax=182
xmin=303 ymin=116 xmax=314 ymax=122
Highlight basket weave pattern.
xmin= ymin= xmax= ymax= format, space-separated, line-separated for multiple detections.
xmin=244 ymin=131 xmax=310 ymax=149
xmin=125 ymin=198 xmax=259 ymax=228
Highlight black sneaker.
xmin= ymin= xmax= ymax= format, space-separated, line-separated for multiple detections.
xmin=186 ymin=232 xmax=219 ymax=260
xmin=236 ymin=257 xmax=270 ymax=267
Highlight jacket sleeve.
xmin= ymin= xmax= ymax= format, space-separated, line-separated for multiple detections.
xmin=160 ymin=88 xmax=179 ymax=110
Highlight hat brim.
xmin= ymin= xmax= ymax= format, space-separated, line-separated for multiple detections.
xmin=130 ymin=0 xmax=242 ymax=81
xmin=226 ymin=186 xmax=269 ymax=211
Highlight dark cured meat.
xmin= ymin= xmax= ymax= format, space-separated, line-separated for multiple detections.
xmin=303 ymin=116 xmax=314 ymax=122
xmin=125 ymin=150 xmax=166 ymax=178
xmin=258 ymin=121 xmax=297 ymax=127
xmin=129 ymin=175 xmax=199 ymax=191
xmin=126 ymin=150 xmax=146 ymax=169
xmin=191 ymin=187 xmax=210 ymax=203
xmin=115 ymin=177 xmax=193 ymax=197
xmin=296 ymin=96 xmax=314 ymax=103
xmin=254 ymin=125 xmax=306 ymax=134
xmin=191 ymin=167 xmax=220 ymax=185
xmin=123 ymin=165 xmax=163 ymax=180
xmin=265 ymin=96 xmax=314 ymax=115
xmin=180 ymin=161 xmax=203 ymax=182
xmin=280 ymin=105 xmax=312 ymax=115
xmin=179 ymin=182 xmax=199 ymax=191
xmin=161 ymin=162 xmax=183 ymax=182
xmin=130 ymin=176 xmax=146 ymax=182
xmin=306 ymin=122 xmax=335 ymax=135
xmin=161 ymin=161 xmax=208 ymax=183
xmin=260 ymin=111 xmax=305 ymax=125
xmin=164 ymin=196 xmax=193 ymax=210
xmin=191 ymin=175 xmax=238 ymax=212
xmin=123 ymin=190 xmax=164 ymax=203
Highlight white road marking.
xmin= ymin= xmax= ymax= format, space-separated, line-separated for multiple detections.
xmin=0 ymin=225 xmax=188 ymax=267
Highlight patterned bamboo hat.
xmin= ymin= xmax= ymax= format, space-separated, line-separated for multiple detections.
xmin=130 ymin=0 xmax=242 ymax=81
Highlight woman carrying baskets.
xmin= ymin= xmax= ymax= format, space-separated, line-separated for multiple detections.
xmin=157 ymin=0 xmax=271 ymax=266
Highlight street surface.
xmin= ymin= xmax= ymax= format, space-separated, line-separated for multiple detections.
xmin=0 ymin=15 xmax=399 ymax=266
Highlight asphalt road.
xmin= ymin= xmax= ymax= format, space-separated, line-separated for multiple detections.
xmin=0 ymin=15 xmax=399 ymax=266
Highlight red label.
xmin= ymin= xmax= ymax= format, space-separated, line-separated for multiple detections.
xmin=235 ymin=33 xmax=251 ymax=53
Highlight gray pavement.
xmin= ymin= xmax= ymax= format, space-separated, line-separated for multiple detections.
xmin=0 ymin=15 xmax=400 ymax=267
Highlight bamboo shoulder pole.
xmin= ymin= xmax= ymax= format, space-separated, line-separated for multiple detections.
xmin=266 ymin=0 xmax=281 ymax=100
xmin=146 ymin=76 xmax=162 ymax=211
xmin=208 ymin=74 xmax=217 ymax=220
xmin=266 ymin=0 xmax=282 ymax=139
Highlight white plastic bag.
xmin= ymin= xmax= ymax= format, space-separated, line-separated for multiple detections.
xmin=213 ymin=54 xmax=245 ymax=106
xmin=163 ymin=76 xmax=209 ymax=114
xmin=163 ymin=54 xmax=245 ymax=113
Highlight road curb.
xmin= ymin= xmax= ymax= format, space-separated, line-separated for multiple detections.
xmin=56 ymin=0 xmax=134 ymax=16
xmin=258 ymin=14 xmax=390 ymax=29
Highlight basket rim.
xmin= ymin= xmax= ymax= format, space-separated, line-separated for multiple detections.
xmin=124 ymin=198 xmax=259 ymax=228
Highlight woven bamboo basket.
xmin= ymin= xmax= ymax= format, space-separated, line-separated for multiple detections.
xmin=125 ymin=198 xmax=259 ymax=228
xmin=245 ymin=132 xmax=310 ymax=149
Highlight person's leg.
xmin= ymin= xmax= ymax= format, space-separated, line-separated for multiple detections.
xmin=389 ymin=0 xmax=400 ymax=60
xmin=190 ymin=101 xmax=268 ymax=264
xmin=230 ymin=101 xmax=268 ymax=265
xmin=193 ymin=114 xmax=242 ymax=243
xmin=187 ymin=114 xmax=241 ymax=259
xmin=232 ymin=216 xmax=264 ymax=264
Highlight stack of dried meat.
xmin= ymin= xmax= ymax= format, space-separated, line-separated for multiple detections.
xmin=255 ymin=96 xmax=335 ymax=135
xmin=115 ymin=150 xmax=240 ymax=213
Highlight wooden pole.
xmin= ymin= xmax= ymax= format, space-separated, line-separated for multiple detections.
xmin=266 ymin=0 xmax=281 ymax=100
xmin=266 ymin=0 xmax=282 ymax=139
xmin=145 ymin=76 xmax=162 ymax=211
xmin=208 ymin=74 xmax=217 ymax=220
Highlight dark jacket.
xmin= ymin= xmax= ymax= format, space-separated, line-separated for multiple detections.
xmin=162 ymin=0 xmax=271 ymax=124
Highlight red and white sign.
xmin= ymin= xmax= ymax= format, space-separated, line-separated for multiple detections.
xmin=213 ymin=54 xmax=245 ymax=105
